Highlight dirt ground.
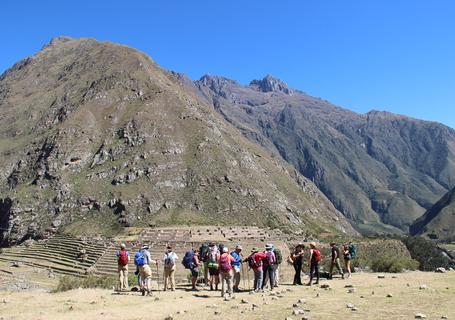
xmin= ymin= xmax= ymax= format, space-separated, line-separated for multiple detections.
xmin=0 ymin=271 xmax=454 ymax=320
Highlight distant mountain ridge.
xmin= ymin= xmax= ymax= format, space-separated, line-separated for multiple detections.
xmin=185 ymin=73 xmax=455 ymax=234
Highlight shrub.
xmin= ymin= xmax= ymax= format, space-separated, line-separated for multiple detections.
xmin=54 ymin=274 xmax=138 ymax=292
xmin=370 ymin=255 xmax=419 ymax=273
xmin=402 ymin=236 xmax=451 ymax=271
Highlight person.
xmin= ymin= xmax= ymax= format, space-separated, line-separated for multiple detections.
xmin=134 ymin=244 xmax=158 ymax=296
xmin=343 ymin=244 xmax=352 ymax=279
xmin=230 ymin=245 xmax=243 ymax=292
xmin=272 ymin=246 xmax=282 ymax=288
xmin=190 ymin=249 xmax=201 ymax=291
xmin=307 ymin=242 xmax=320 ymax=286
xmin=262 ymin=244 xmax=277 ymax=290
xmin=329 ymin=242 xmax=344 ymax=279
xmin=206 ymin=242 xmax=220 ymax=291
xmin=116 ymin=243 xmax=129 ymax=291
xmin=199 ymin=242 xmax=210 ymax=285
xmin=219 ymin=246 xmax=235 ymax=298
xmin=291 ymin=244 xmax=305 ymax=285
xmin=244 ymin=247 xmax=266 ymax=292
xmin=162 ymin=245 xmax=178 ymax=291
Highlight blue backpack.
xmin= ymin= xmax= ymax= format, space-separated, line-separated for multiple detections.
xmin=134 ymin=251 xmax=146 ymax=266
xmin=182 ymin=250 xmax=195 ymax=269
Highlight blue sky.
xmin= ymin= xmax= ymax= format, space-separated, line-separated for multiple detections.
xmin=1 ymin=1 xmax=454 ymax=128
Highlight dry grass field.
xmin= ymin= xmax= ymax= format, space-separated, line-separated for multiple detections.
xmin=0 ymin=270 xmax=454 ymax=320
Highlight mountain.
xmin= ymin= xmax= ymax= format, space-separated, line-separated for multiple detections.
xmin=0 ymin=37 xmax=356 ymax=246
xmin=410 ymin=187 xmax=455 ymax=241
xmin=188 ymin=74 xmax=455 ymax=234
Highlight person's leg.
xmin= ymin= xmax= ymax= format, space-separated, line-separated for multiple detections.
xmin=253 ymin=270 xmax=259 ymax=290
xmin=221 ymin=272 xmax=226 ymax=297
xmin=123 ymin=265 xmax=128 ymax=290
xmin=226 ymin=270 xmax=233 ymax=295
xmin=293 ymin=263 xmax=299 ymax=285
xmin=170 ymin=267 xmax=176 ymax=290
xmin=257 ymin=269 xmax=263 ymax=291
xmin=347 ymin=260 xmax=352 ymax=278
xmin=262 ymin=266 xmax=268 ymax=289
xmin=118 ymin=265 xmax=123 ymax=291
xmin=269 ymin=265 xmax=276 ymax=290
xmin=215 ymin=273 xmax=219 ymax=290
xmin=336 ymin=258 xmax=344 ymax=278
xmin=307 ymin=263 xmax=315 ymax=285
xmin=315 ymin=263 xmax=319 ymax=284
xmin=329 ymin=261 xmax=335 ymax=279
xmin=163 ymin=268 xmax=169 ymax=291
xmin=204 ymin=261 xmax=209 ymax=285
xmin=274 ymin=266 xmax=279 ymax=287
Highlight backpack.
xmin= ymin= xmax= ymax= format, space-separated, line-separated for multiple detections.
xmin=164 ymin=252 xmax=176 ymax=267
xmin=349 ymin=244 xmax=357 ymax=259
xmin=118 ymin=250 xmax=129 ymax=266
xmin=134 ymin=251 xmax=146 ymax=266
xmin=313 ymin=249 xmax=321 ymax=262
xmin=200 ymin=243 xmax=209 ymax=262
xmin=273 ymin=248 xmax=282 ymax=265
xmin=207 ymin=250 xmax=219 ymax=269
xmin=219 ymin=254 xmax=232 ymax=272
xmin=264 ymin=251 xmax=276 ymax=266
xmin=247 ymin=254 xmax=261 ymax=269
xmin=182 ymin=250 xmax=195 ymax=269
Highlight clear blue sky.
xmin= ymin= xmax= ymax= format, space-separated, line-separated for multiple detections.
xmin=1 ymin=1 xmax=454 ymax=128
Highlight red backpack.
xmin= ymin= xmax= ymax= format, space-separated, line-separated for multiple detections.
xmin=313 ymin=249 xmax=321 ymax=262
xmin=118 ymin=250 xmax=129 ymax=266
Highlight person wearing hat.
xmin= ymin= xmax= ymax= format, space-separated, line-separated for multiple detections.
xmin=219 ymin=246 xmax=235 ymax=297
xmin=230 ymin=245 xmax=243 ymax=292
xmin=135 ymin=244 xmax=158 ymax=295
xmin=244 ymin=247 xmax=267 ymax=292
xmin=307 ymin=242 xmax=321 ymax=286
xmin=329 ymin=242 xmax=344 ymax=280
xmin=116 ymin=243 xmax=130 ymax=291
xmin=262 ymin=244 xmax=277 ymax=291
xmin=291 ymin=243 xmax=305 ymax=285
xmin=162 ymin=245 xmax=179 ymax=291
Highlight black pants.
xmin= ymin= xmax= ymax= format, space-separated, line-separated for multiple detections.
xmin=309 ymin=261 xmax=319 ymax=283
xmin=262 ymin=264 xmax=276 ymax=289
xmin=293 ymin=262 xmax=302 ymax=285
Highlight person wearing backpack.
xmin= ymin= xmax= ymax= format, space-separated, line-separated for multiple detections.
xmin=134 ymin=245 xmax=158 ymax=296
xmin=262 ymin=244 xmax=277 ymax=291
xmin=307 ymin=242 xmax=321 ymax=286
xmin=162 ymin=245 xmax=178 ymax=291
xmin=199 ymin=242 xmax=209 ymax=285
xmin=219 ymin=246 xmax=235 ymax=298
xmin=243 ymin=247 xmax=266 ymax=292
xmin=206 ymin=242 xmax=220 ymax=291
xmin=230 ymin=245 xmax=243 ymax=292
xmin=343 ymin=244 xmax=352 ymax=279
xmin=272 ymin=246 xmax=282 ymax=288
xmin=329 ymin=242 xmax=344 ymax=280
xmin=191 ymin=249 xmax=201 ymax=291
xmin=116 ymin=243 xmax=130 ymax=291
xmin=291 ymin=244 xmax=305 ymax=285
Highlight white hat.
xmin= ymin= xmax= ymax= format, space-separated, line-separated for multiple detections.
xmin=223 ymin=247 xmax=229 ymax=253
xmin=265 ymin=243 xmax=273 ymax=250
xmin=120 ymin=243 xmax=126 ymax=249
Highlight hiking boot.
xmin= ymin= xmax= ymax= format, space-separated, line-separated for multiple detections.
xmin=141 ymin=289 xmax=146 ymax=296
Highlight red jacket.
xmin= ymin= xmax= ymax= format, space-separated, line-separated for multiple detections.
xmin=251 ymin=252 xmax=267 ymax=270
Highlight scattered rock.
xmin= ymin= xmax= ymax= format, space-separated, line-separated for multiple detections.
xmin=386 ymin=294 xmax=393 ymax=298
xmin=298 ymin=299 xmax=306 ymax=304
xmin=292 ymin=303 xmax=299 ymax=308
xmin=441 ymin=316 xmax=448 ymax=319
xmin=241 ymin=299 xmax=249 ymax=304
xmin=419 ymin=285 xmax=427 ymax=290
xmin=435 ymin=267 xmax=447 ymax=273
xmin=164 ymin=316 xmax=174 ymax=320
xmin=346 ymin=303 xmax=354 ymax=309
xmin=214 ymin=311 xmax=221 ymax=315
xmin=271 ymin=296 xmax=278 ymax=300
xmin=154 ymin=297 xmax=160 ymax=301
xmin=252 ymin=303 xmax=259 ymax=309
xmin=351 ymin=307 xmax=358 ymax=311
xmin=377 ymin=275 xmax=385 ymax=279
xmin=293 ymin=309 xmax=305 ymax=315
xmin=344 ymin=284 xmax=354 ymax=288
xmin=415 ymin=313 xmax=426 ymax=319
xmin=348 ymin=288 xmax=356 ymax=294
xmin=320 ymin=284 xmax=330 ymax=289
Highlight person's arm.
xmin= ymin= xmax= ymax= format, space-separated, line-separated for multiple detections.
xmin=308 ymin=249 xmax=313 ymax=266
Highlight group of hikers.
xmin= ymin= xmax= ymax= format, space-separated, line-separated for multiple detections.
xmin=116 ymin=240 xmax=357 ymax=297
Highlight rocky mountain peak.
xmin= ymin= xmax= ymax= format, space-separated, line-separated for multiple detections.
xmin=249 ymin=75 xmax=293 ymax=95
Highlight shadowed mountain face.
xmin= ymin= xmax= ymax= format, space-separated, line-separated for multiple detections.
xmin=0 ymin=37 xmax=356 ymax=246
xmin=410 ymin=187 xmax=455 ymax=241
xmin=188 ymin=74 xmax=455 ymax=234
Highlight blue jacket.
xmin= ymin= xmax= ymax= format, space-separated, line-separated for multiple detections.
xmin=230 ymin=251 xmax=241 ymax=268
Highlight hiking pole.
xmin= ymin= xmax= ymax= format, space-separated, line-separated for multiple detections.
xmin=247 ymin=266 xmax=251 ymax=291
xmin=241 ymin=263 xmax=246 ymax=291
xmin=156 ymin=263 xmax=161 ymax=294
